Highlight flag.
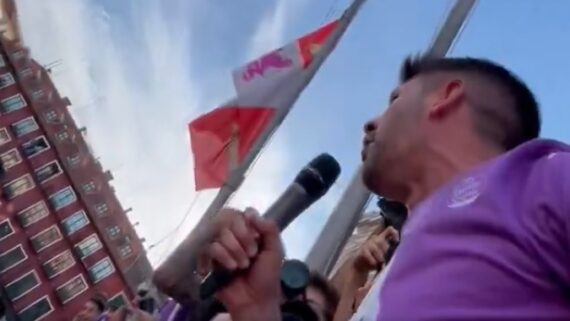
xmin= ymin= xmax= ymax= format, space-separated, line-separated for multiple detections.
xmin=189 ymin=19 xmax=341 ymax=191
xmin=232 ymin=19 xmax=339 ymax=96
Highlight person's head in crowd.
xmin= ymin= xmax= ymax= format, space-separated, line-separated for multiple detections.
xmin=202 ymin=272 xmax=339 ymax=321
xmin=303 ymin=272 xmax=340 ymax=321
xmin=362 ymin=56 xmax=540 ymax=206
xmin=75 ymin=296 xmax=106 ymax=321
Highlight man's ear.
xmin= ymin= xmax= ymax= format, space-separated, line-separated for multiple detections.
xmin=427 ymin=79 xmax=465 ymax=120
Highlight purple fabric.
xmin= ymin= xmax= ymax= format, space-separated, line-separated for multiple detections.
xmin=354 ymin=139 xmax=570 ymax=320
xmin=157 ymin=300 xmax=193 ymax=321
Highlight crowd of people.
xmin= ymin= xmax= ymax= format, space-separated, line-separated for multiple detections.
xmin=75 ymin=55 xmax=569 ymax=320
xmin=73 ymin=217 xmax=396 ymax=321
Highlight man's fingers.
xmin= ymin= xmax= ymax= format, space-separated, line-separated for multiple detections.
xmin=219 ymin=228 xmax=250 ymax=268
xmin=243 ymin=207 xmax=261 ymax=237
xmin=213 ymin=208 xmax=243 ymax=230
xmin=368 ymin=243 xmax=385 ymax=265
xmin=382 ymin=226 xmax=400 ymax=242
xmin=230 ymin=212 xmax=259 ymax=258
xmin=375 ymin=237 xmax=390 ymax=255
xmin=208 ymin=241 xmax=238 ymax=270
xmin=363 ymin=248 xmax=377 ymax=267
xmin=249 ymin=215 xmax=283 ymax=255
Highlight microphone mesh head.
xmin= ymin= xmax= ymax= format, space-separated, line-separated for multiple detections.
xmin=296 ymin=153 xmax=341 ymax=198
xmin=309 ymin=153 xmax=341 ymax=186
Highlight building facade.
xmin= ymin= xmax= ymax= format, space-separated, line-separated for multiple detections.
xmin=0 ymin=7 xmax=152 ymax=321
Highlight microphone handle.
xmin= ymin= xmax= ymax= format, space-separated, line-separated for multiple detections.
xmin=262 ymin=183 xmax=311 ymax=229
xmin=200 ymin=266 xmax=237 ymax=299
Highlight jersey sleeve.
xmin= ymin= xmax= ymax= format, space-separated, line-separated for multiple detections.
xmin=525 ymin=151 xmax=570 ymax=286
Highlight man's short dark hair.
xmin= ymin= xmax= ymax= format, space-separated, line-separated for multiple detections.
xmin=400 ymin=56 xmax=541 ymax=150
xmin=309 ymin=272 xmax=339 ymax=321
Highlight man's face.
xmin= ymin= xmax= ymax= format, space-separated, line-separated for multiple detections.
xmin=75 ymin=301 xmax=101 ymax=321
xmin=362 ymin=77 xmax=427 ymax=199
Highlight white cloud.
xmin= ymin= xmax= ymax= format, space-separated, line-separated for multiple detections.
xmin=17 ymin=0 xmax=310 ymax=266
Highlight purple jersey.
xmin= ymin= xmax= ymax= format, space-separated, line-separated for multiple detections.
xmin=352 ymin=139 xmax=570 ymax=320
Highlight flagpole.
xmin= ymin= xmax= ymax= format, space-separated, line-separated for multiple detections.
xmin=193 ymin=0 xmax=367 ymax=230
xmin=154 ymin=0 xmax=367 ymax=301
xmin=305 ymin=0 xmax=478 ymax=275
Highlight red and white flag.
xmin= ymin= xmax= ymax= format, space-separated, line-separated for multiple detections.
xmin=189 ymin=20 xmax=341 ymax=191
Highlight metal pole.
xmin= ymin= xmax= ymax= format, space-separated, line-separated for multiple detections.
xmin=305 ymin=168 xmax=370 ymax=274
xmin=427 ymin=0 xmax=477 ymax=57
xmin=305 ymin=0 xmax=478 ymax=275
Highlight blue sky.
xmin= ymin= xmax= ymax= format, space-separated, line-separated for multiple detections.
xmin=16 ymin=0 xmax=570 ymax=266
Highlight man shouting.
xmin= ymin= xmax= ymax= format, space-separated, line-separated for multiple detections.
xmin=169 ymin=56 xmax=570 ymax=321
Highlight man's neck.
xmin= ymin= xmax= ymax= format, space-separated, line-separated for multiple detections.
xmin=404 ymin=142 xmax=501 ymax=210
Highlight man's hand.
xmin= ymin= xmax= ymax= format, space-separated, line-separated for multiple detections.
xmin=196 ymin=208 xmax=250 ymax=276
xmin=153 ymin=207 xmax=255 ymax=302
xmin=354 ymin=281 xmax=374 ymax=309
xmin=353 ymin=226 xmax=399 ymax=272
xmin=207 ymin=208 xmax=283 ymax=321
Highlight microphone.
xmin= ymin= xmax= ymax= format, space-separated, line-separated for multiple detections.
xmin=199 ymin=153 xmax=341 ymax=299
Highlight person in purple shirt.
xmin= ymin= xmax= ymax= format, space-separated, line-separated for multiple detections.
xmin=198 ymin=55 xmax=570 ymax=321
xmin=352 ymin=56 xmax=569 ymax=321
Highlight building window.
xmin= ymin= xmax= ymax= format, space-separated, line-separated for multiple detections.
xmin=0 ymin=219 xmax=14 ymax=240
xmin=43 ymin=110 xmax=59 ymax=123
xmin=118 ymin=245 xmax=133 ymax=258
xmin=17 ymin=201 xmax=49 ymax=228
xmin=19 ymin=68 xmax=32 ymax=78
xmin=48 ymin=186 xmax=76 ymax=210
xmin=56 ymin=275 xmax=88 ymax=304
xmin=0 ymin=127 xmax=11 ymax=145
xmin=42 ymin=250 xmax=75 ymax=279
xmin=0 ymin=73 xmax=15 ymax=89
xmin=106 ymin=226 xmax=120 ymax=239
xmin=17 ymin=296 xmax=54 ymax=321
xmin=88 ymin=258 xmax=114 ymax=283
xmin=1 ymin=94 xmax=27 ymax=113
xmin=3 ymin=174 xmax=34 ymax=199
xmin=67 ymin=154 xmax=81 ymax=167
xmin=61 ymin=210 xmax=89 ymax=235
xmin=108 ymin=292 xmax=128 ymax=309
xmin=0 ymin=244 xmax=27 ymax=273
xmin=94 ymin=203 xmax=109 ymax=216
xmin=0 ymin=148 xmax=22 ymax=170
xmin=76 ymin=234 xmax=102 ymax=258
xmin=11 ymin=50 xmax=26 ymax=60
xmin=35 ymin=161 xmax=62 ymax=183
xmin=22 ymin=136 xmax=50 ymax=158
xmin=31 ymin=226 xmax=62 ymax=253
xmin=82 ymin=181 xmax=96 ymax=193
xmin=56 ymin=131 xmax=69 ymax=142
xmin=31 ymin=89 xmax=45 ymax=100
xmin=5 ymin=271 xmax=40 ymax=301
xmin=12 ymin=117 xmax=39 ymax=137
